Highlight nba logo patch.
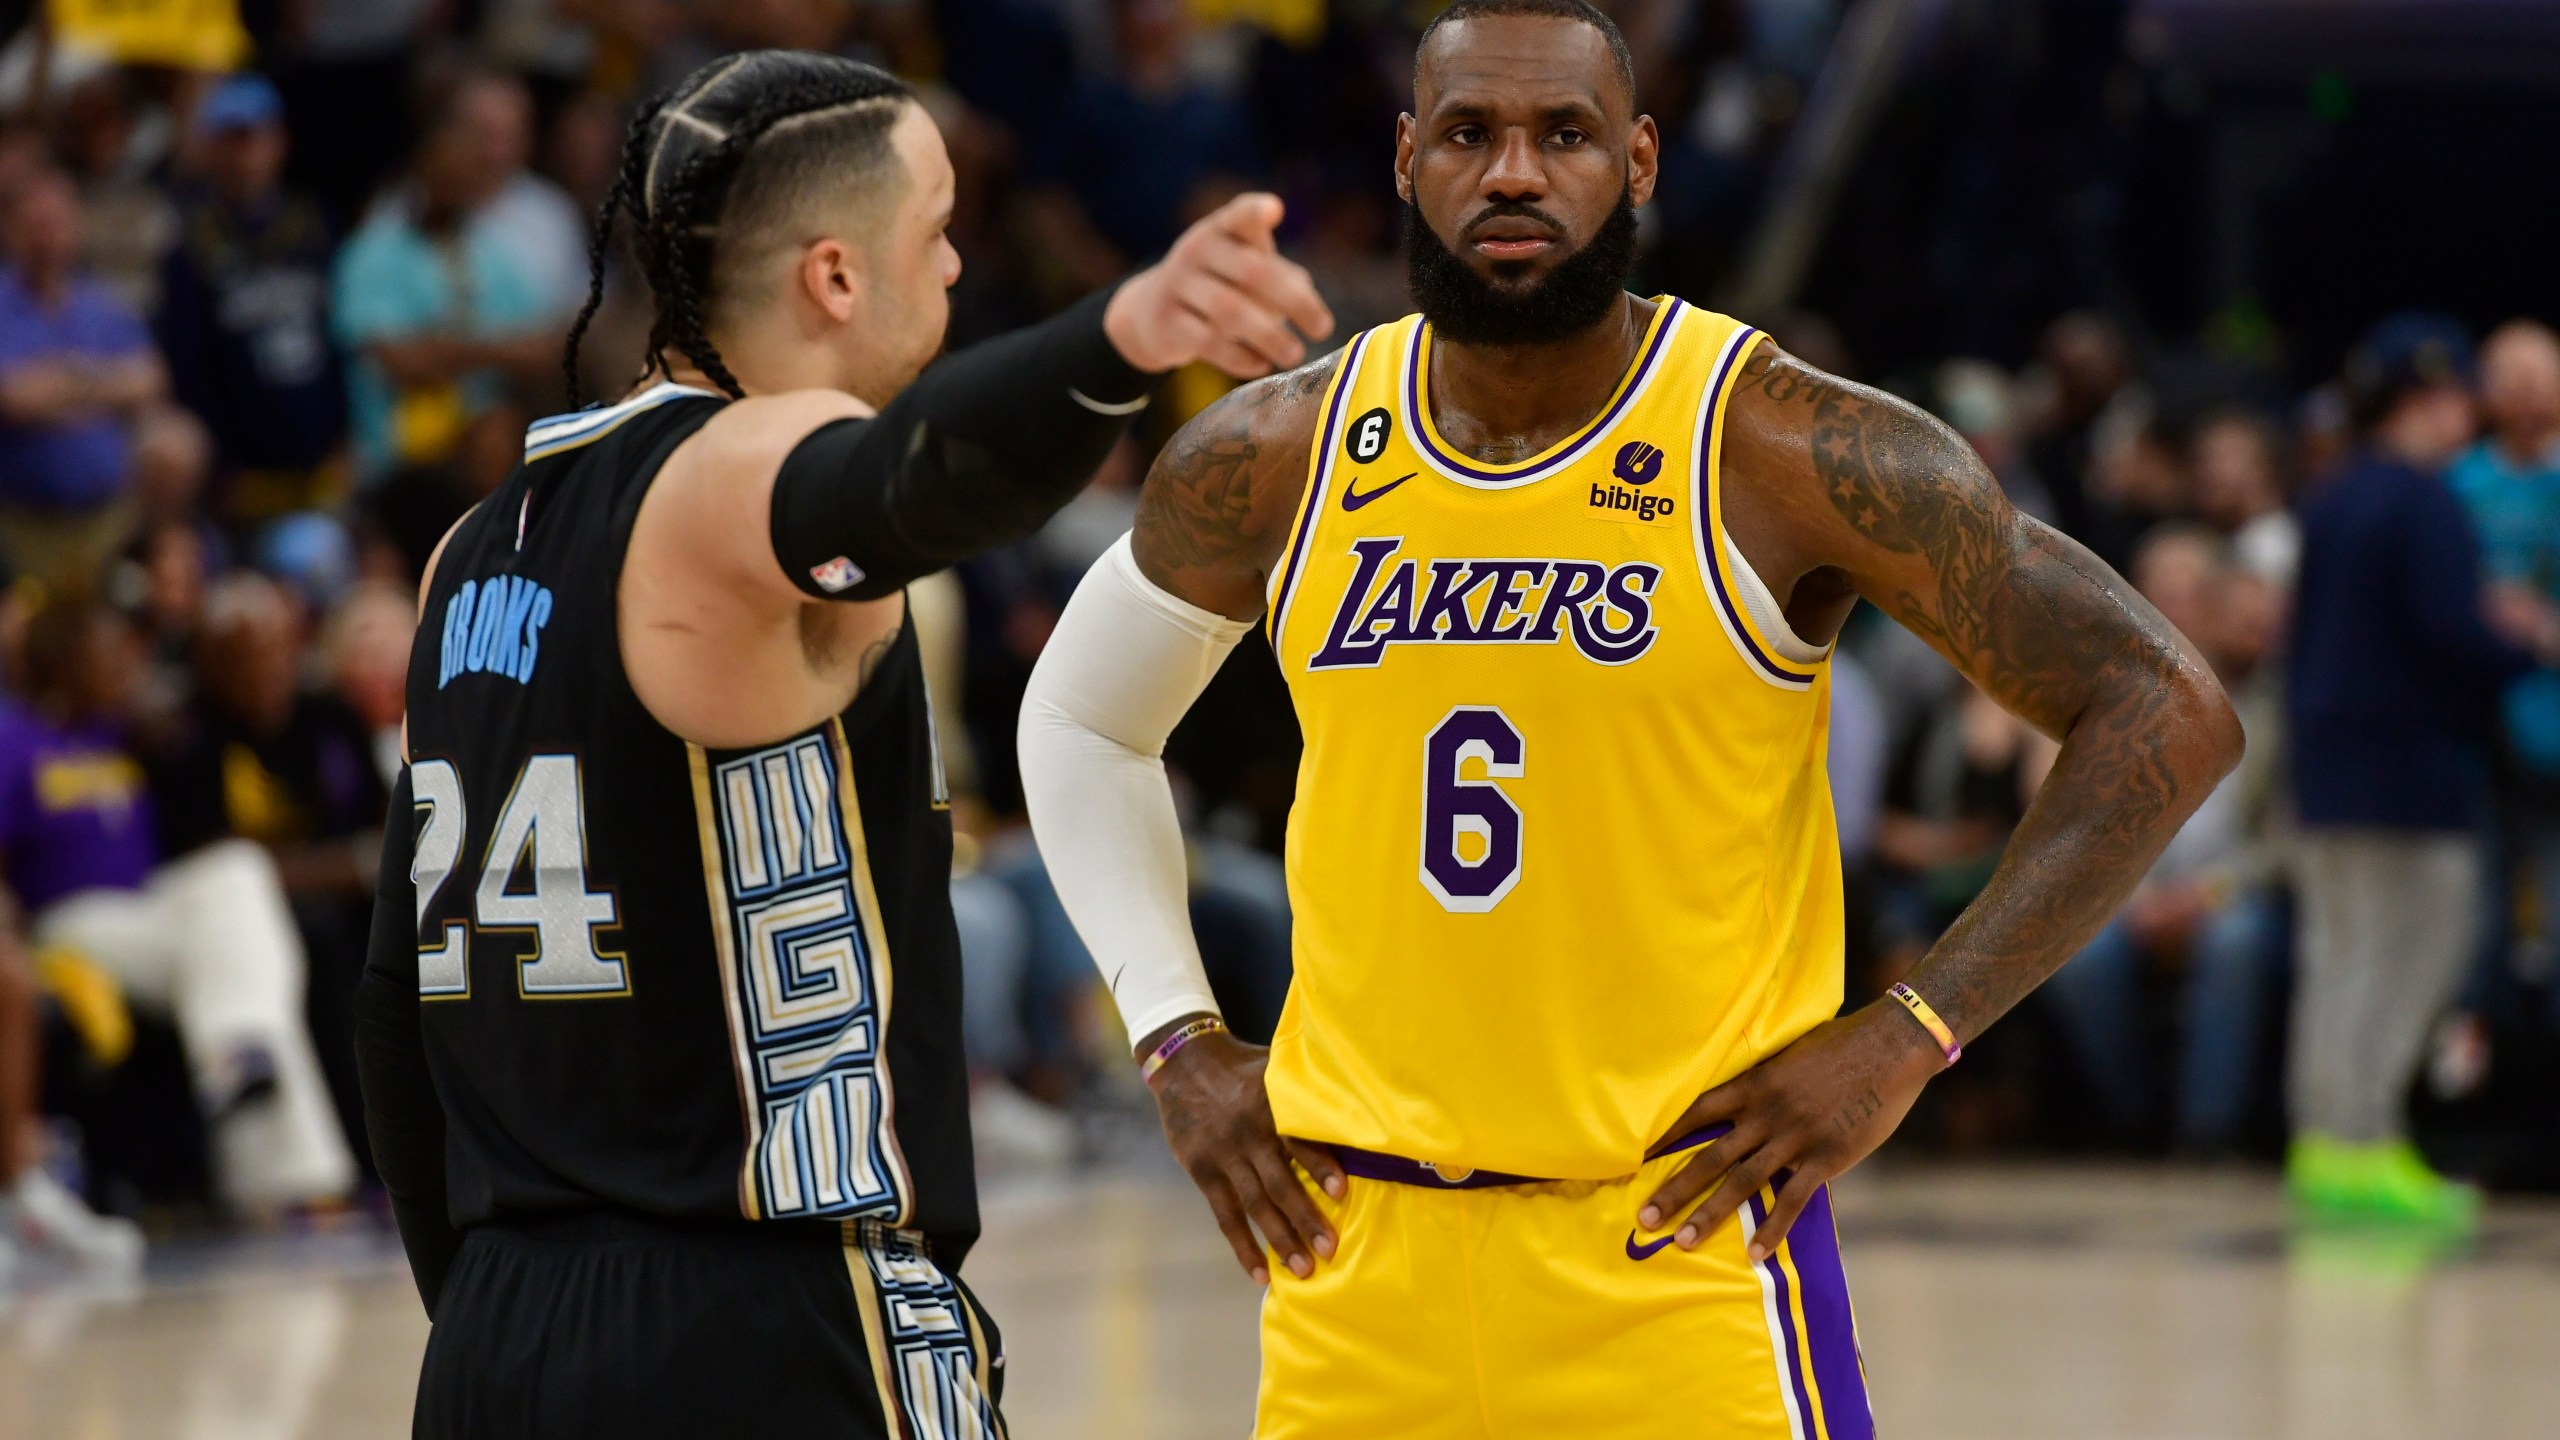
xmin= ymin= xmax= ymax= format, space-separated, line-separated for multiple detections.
xmin=809 ymin=556 xmax=867 ymax=594
xmin=1588 ymin=440 xmax=1679 ymax=527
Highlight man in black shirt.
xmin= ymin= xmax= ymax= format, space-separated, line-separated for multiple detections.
xmin=356 ymin=50 xmax=1329 ymax=1439
xmin=155 ymin=75 xmax=348 ymax=523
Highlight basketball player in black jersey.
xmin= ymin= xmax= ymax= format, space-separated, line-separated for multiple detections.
xmin=352 ymin=51 xmax=1331 ymax=1438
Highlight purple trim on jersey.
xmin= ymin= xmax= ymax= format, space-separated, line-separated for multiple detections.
xmin=1692 ymin=328 xmax=1815 ymax=689
xmin=1403 ymin=299 xmax=1684 ymax=485
xmin=1787 ymin=1184 xmax=1876 ymax=1440
xmin=1747 ymin=1189 xmax=1821 ymax=1434
xmin=1267 ymin=329 xmax=1371 ymax=646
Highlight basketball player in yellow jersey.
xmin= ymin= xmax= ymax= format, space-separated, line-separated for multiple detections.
xmin=1019 ymin=1 xmax=2242 ymax=1433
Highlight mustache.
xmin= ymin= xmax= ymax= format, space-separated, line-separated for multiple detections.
xmin=1457 ymin=200 xmax=1571 ymax=243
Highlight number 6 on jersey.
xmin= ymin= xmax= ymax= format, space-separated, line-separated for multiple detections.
xmin=1420 ymin=706 xmax=1525 ymax=913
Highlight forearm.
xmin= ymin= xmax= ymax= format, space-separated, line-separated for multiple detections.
xmin=770 ymin=284 xmax=1160 ymax=600
xmin=1017 ymin=536 xmax=1238 ymax=1041
xmin=352 ymin=773 xmax=461 ymax=1315
xmin=90 ymin=355 xmax=165 ymax=412
xmin=1902 ymin=670 xmax=2239 ymax=1043
xmin=0 ymin=365 xmax=85 ymax=424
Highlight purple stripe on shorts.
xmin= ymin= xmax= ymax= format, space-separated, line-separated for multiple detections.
xmin=1747 ymin=1191 xmax=1819 ymax=1436
xmin=1784 ymin=1185 xmax=1875 ymax=1440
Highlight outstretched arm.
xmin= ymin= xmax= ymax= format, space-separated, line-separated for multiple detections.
xmin=1019 ymin=357 xmax=1345 ymax=1287
xmin=1639 ymin=344 xmax=2244 ymax=1255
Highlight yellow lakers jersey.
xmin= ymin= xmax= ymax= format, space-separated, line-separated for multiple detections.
xmin=1261 ymin=299 xmax=1844 ymax=1181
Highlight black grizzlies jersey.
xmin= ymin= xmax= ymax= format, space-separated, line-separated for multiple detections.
xmin=401 ymin=383 xmax=978 ymax=1261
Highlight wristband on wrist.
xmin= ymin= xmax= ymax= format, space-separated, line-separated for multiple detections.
xmin=1884 ymin=982 xmax=1962 ymax=1065
xmin=1139 ymin=1016 xmax=1226 ymax=1086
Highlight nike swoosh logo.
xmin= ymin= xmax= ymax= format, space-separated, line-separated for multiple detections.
xmin=1341 ymin=472 xmax=1414 ymax=512
xmin=1625 ymin=1231 xmax=1676 ymax=1261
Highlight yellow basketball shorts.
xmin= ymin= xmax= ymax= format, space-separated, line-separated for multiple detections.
xmin=1255 ymin=1137 xmax=1872 ymax=1440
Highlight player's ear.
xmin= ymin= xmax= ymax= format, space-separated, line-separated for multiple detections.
xmin=800 ymin=237 xmax=865 ymax=326
xmin=1626 ymin=115 xmax=1660 ymax=210
xmin=1394 ymin=113 xmax=1416 ymax=204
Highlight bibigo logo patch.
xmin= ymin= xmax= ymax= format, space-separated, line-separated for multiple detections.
xmin=1588 ymin=439 xmax=1677 ymax=526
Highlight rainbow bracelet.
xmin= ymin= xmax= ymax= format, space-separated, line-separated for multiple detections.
xmin=1139 ymin=1016 xmax=1227 ymax=1086
xmin=1885 ymin=982 xmax=1962 ymax=1065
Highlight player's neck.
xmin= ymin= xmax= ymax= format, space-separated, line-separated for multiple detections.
xmin=1426 ymin=294 xmax=1649 ymax=462
xmin=655 ymin=325 xmax=870 ymax=402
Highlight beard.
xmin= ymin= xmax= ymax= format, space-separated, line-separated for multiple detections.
xmin=1403 ymin=188 xmax=1640 ymax=347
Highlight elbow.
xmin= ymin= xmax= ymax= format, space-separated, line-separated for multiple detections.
xmin=2175 ymin=665 xmax=2246 ymax=787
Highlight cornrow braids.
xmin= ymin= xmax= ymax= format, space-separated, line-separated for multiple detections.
xmin=562 ymin=51 xmax=915 ymax=406
xmin=562 ymin=91 xmax=669 ymax=406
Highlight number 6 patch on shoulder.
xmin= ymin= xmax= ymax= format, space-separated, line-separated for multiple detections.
xmin=1346 ymin=406 xmax=1392 ymax=464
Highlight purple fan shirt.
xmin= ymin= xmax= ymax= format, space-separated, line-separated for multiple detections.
xmin=0 ymin=701 xmax=155 ymax=913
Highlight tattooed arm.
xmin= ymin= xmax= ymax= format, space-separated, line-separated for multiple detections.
xmin=1638 ymin=342 xmax=2244 ymax=1256
xmin=1130 ymin=351 xmax=1341 ymax=618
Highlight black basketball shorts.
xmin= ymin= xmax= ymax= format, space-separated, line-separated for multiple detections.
xmin=413 ymin=1211 xmax=1006 ymax=1439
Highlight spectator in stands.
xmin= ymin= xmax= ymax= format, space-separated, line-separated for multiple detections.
xmin=150 ymin=575 xmax=386 ymax=899
xmin=2447 ymin=320 xmax=2560 ymax=1045
xmin=1871 ymin=676 xmax=2056 ymax=975
xmin=320 ymin=581 xmax=413 ymax=785
xmin=1021 ymin=0 xmax=1261 ymax=295
xmin=54 ymin=70 xmax=178 ymax=318
xmin=1 ymin=593 xmax=353 ymax=1212
xmin=272 ymin=0 xmax=443 ymax=222
xmin=2043 ymin=527 xmax=2290 ymax=1153
xmin=156 ymin=575 xmax=387 ymax=1157
xmin=405 ymin=69 xmax=589 ymax=324
xmin=127 ymin=404 xmax=215 ymax=535
xmin=156 ymin=73 xmax=350 ymax=526
xmin=2024 ymin=311 xmax=2149 ymax=567
xmin=0 ymin=892 xmax=144 ymax=1276
xmin=1936 ymin=358 xmax=2055 ymax=525
xmin=2192 ymin=408 xmax=2301 ymax=591
xmin=2286 ymin=315 xmax=2554 ymax=1229
xmin=0 ymin=169 xmax=168 ymax=585
xmin=330 ymin=83 xmax=551 ymax=481
xmin=2451 ymin=320 xmax=2560 ymax=597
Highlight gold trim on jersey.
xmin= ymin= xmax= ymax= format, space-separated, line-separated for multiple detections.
xmin=520 ymin=381 xmax=720 ymax=463
xmin=1400 ymin=297 xmax=1687 ymax=488
xmin=830 ymin=715 xmax=917 ymax=1227
xmin=687 ymin=743 xmax=765 ymax=1219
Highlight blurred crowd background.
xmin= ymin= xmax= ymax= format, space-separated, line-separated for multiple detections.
xmin=1 ymin=0 xmax=2558 ymax=1276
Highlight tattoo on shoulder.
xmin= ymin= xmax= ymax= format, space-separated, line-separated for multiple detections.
xmin=1736 ymin=346 xmax=2171 ymax=710
xmin=1132 ymin=352 xmax=1336 ymax=588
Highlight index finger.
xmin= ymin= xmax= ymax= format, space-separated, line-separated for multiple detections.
xmin=1256 ymin=255 xmax=1335 ymax=345
xmin=1285 ymin=1138 xmax=1347 ymax=1200
xmin=1208 ymin=191 xmax=1285 ymax=248
xmin=1650 ymin=1075 xmax=1748 ymax=1153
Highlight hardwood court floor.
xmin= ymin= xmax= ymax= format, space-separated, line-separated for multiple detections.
xmin=4 ymin=1162 xmax=2557 ymax=1439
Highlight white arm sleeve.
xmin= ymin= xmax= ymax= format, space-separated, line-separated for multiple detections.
xmin=1018 ymin=533 xmax=1250 ymax=1045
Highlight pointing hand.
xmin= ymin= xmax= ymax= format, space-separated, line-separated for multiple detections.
xmin=1103 ymin=193 xmax=1337 ymax=379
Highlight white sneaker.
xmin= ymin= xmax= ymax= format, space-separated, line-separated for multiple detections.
xmin=10 ymin=1169 xmax=144 ymax=1276
xmin=971 ymin=1083 xmax=1078 ymax=1173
